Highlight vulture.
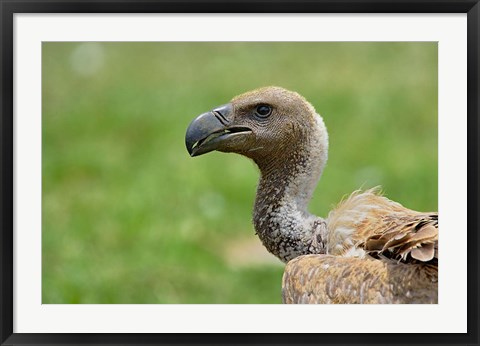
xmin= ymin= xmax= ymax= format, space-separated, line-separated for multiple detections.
xmin=185 ymin=86 xmax=438 ymax=304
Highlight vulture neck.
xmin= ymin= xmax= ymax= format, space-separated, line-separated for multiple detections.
xmin=252 ymin=115 xmax=329 ymax=263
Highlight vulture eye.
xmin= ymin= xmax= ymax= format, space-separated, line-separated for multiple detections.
xmin=255 ymin=105 xmax=272 ymax=118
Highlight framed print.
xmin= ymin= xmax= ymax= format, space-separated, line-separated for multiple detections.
xmin=1 ymin=1 xmax=479 ymax=345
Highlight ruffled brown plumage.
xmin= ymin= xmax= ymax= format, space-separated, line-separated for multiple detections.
xmin=326 ymin=188 xmax=438 ymax=264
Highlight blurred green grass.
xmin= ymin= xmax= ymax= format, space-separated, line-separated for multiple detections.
xmin=42 ymin=42 xmax=437 ymax=304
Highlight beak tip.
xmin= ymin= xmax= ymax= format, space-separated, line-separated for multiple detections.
xmin=185 ymin=140 xmax=197 ymax=157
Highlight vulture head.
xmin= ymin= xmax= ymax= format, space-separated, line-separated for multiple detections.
xmin=185 ymin=86 xmax=328 ymax=173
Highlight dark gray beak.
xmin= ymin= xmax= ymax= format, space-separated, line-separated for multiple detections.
xmin=185 ymin=103 xmax=251 ymax=157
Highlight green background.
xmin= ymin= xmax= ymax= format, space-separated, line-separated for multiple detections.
xmin=42 ymin=42 xmax=438 ymax=304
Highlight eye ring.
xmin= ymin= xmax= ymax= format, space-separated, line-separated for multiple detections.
xmin=255 ymin=105 xmax=272 ymax=118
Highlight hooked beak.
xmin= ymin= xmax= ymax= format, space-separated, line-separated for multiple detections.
xmin=185 ymin=103 xmax=251 ymax=157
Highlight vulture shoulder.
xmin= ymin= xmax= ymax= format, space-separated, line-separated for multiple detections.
xmin=326 ymin=188 xmax=438 ymax=263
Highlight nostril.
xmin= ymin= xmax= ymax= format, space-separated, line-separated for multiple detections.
xmin=213 ymin=107 xmax=225 ymax=117
xmin=212 ymin=103 xmax=233 ymax=124
xmin=212 ymin=110 xmax=228 ymax=126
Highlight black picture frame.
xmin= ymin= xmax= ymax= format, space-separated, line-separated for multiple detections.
xmin=1 ymin=1 xmax=479 ymax=345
